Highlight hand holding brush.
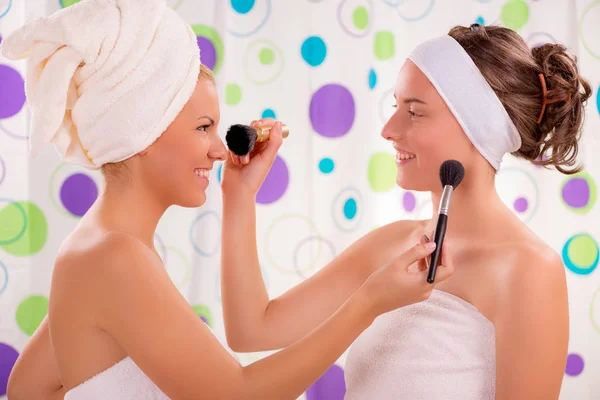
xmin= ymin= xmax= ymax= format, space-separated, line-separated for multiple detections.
xmin=221 ymin=119 xmax=285 ymax=196
xmin=226 ymin=118 xmax=290 ymax=164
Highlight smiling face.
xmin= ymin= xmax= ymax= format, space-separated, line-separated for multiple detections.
xmin=381 ymin=60 xmax=478 ymax=192
xmin=137 ymin=69 xmax=227 ymax=208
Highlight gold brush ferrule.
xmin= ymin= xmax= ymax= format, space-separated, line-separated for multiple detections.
xmin=255 ymin=124 xmax=290 ymax=142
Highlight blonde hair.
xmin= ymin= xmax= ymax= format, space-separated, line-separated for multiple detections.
xmin=199 ymin=63 xmax=215 ymax=83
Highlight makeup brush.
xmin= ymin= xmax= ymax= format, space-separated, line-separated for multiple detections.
xmin=225 ymin=123 xmax=290 ymax=156
xmin=427 ymin=160 xmax=465 ymax=284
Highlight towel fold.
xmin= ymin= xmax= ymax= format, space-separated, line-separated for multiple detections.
xmin=64 ymin=356 xmax=170 ymax=400
xmin=0 ymin=0 xmax=200 ymax=169
xmin=344 ymin=290 xmax=496 ymax=400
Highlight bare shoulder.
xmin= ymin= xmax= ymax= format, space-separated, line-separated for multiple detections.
xmin=51 ymin=230 xmax=164 ymax=320
xmin=492 ymin=239 xmax=567 ymax=317
xmin=53 ymin=230 xmax=160 ymax=283
xmin=503 ymin=240 xmax=565 ymax=292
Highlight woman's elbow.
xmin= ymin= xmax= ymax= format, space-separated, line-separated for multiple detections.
xmin=7 ymin=372 xmax=26 ymax=400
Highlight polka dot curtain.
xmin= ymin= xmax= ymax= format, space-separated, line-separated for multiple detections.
xmin=1 ymin=0 xmax=599 ymax=399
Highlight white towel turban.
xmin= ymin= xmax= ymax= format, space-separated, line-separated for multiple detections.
xmin=0 ymin=0 xmax=201 ymax=169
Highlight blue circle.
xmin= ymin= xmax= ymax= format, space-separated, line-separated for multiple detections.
xmin=368 ymin=68 xmax=377 ymax=90
xmin=319 ymin=158 xmax=335 ymax=174
xmin=262 ymin=108 xmax=276 ymax=119
xmin=217 ymin=163 xmax=223 ymax=184
xmin=596 ymin=86 xmax=600 ymax=114
xmin=301 ymin=36 xmax=327 ymax=67
xmin=0 ymin=0 xmax=12 ymax=19
xmin=228 ymin=0 xmax=271 ymax=37
xmin=398 ymin=0 xmax=435 ymax=22
xmin=475 ymin=16 xmax=485 ymax=25
xmin=0 ymin=260 xmax=7 ymax=295
xmin=189 ymin=210 xmax=221 ymax=257
xmin=343 ymin=198 xmax=357 ymax=220
xmin=231 ymin=0 xmax=255 ymax=14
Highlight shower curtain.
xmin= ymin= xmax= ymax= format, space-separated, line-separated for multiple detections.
xmin=0 ymin=0 xmax=598 ymax=398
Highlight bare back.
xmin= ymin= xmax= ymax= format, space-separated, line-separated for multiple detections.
xmin=49 ymin=219 xmax=158 ymax=391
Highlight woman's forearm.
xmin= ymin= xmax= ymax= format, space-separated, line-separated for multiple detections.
xmin=221 ymin=191 xmax=271 ymax=350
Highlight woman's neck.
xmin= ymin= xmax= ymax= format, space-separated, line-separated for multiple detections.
xmin=427 ymin=168 xmax=512 ymax=241
xmin=91 ymin=180 xmax=168 ymax=249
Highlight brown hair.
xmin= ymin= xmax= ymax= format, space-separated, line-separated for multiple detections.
xmin=448 ymin=24 xmax=592 ymax=174
xmin=101 ymin=63 xmax=216 ymax=178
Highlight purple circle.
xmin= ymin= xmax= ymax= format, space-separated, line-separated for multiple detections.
xmin=306 ymin=364 xmax=346 ymax=400
xmin=0 ymin=342 xmax=19 ymax=396
xmin=403 ymin=191 xmax=416 ymax=212
xmin=565 ymin=353 xmax=584 ymax=376
xmin=514 ymin=197 xmax=528 ymax=213
xmin=0 ymin=65 xmax=26 ymax=119
xmin=256 ymin=155 xmax=289 ymax=204
xmin=562 ymin=178 xmax=590 ymax=208
xmin=310 ymin=84 xmax=355 ymax=138
xmin=60 ymin=173 xmax=99 ymax=216
xmin=197 ymin=36 xmax=217 ymax=70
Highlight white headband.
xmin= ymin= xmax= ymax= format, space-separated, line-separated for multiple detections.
xmin=407 ymin=35 xmax=521 ymax=170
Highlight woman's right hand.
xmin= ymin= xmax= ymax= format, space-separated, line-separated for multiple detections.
xmin=359 ymin=238 xmax=454 ymax=317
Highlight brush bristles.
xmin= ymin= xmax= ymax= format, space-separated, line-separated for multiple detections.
xmin=226 ymin=124 xmax=257 ymax=156
xmin=440 ymin=160 xmax=465 ymax=189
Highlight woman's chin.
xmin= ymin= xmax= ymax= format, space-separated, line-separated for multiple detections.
xmin=396 ymin=173 xmax=431 ymax=192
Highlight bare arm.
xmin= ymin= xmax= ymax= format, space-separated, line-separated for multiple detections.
xmin=221 ymin=191 xmax=417 ymax=352
xmin=77 ymin=233 xmax=447 ymax=400
xmin=7 ymin=317 xmax=65 ymax=400
xmin=495 ymin=249 xmax=569 ymax=400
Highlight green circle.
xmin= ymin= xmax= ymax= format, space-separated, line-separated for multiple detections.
xmin=0 ymin=201 xmax=28 ymax=245
xmin=191 ymin=24 xmax=224 ymax=74
xmin=259 ymin=48 xmax=275 ymax=65
xmin=579 ymin=1 xmax=600 ymax=60
xmin=353 ymin=6 xmax=369 ymax=30
xmin=60 ymin=0 xmax=81 ymax=7
xmin=368 ymin=152 xmax=397 ymax=192
xmin=374 ymin=31 xmax=395 ymax=60
xmin=1 ymin=202 xmax=48 ymax=256
xmin=560 ymin=172 xmax=597 ymax=214
xmin=16 ymin=295 xmax=49 ymax=336
xmin=225 ymin=83 xmax=242 ymax=106
xmin=568 ymin=235 xmax=598 ymax=268
xmin=164 ymin=246 xmax=191 ymax=289
xmin=244 ymin=40 xmax=286 ymax=85
xmin=192 ymin=305 xmax=213 ymax=328
xmin=500 ymin=0 xmax=529 ymax=30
